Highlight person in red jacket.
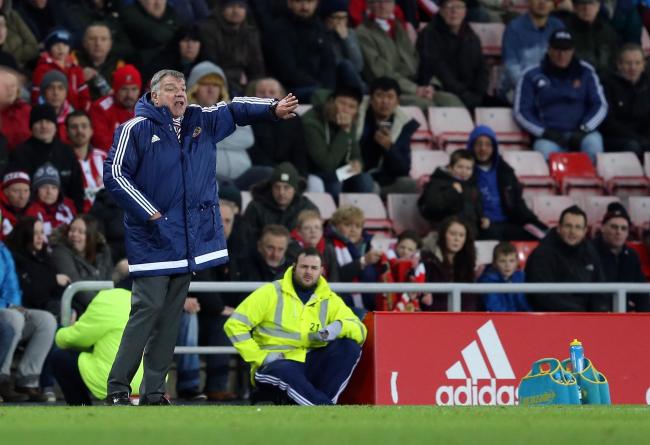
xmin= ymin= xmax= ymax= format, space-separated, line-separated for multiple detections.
xmin=0 ymin=68 xmax=30 ymax=150
xmin=0 ymin=170 xmax=38 ymax=238
xmin=31 ymin=29 xmax=90 ymax=111
xmin=88 ymin=64 xmax=141 ymax=151
xmin=26 ymin=163 xmax=76 ymax=238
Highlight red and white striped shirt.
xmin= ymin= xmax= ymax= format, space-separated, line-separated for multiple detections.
xmin=77 ymin=148 xmax=106 ymax=212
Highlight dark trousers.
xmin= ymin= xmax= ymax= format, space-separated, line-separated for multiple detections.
xmin=50 ymin=348 xmax=92 ymax=405
xmin=107 ymin=273 xmax=191 ymax=402
xmin=254 ymin=338 xmax=362 ymax=405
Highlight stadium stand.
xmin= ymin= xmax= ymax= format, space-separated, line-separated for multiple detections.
xmin=532 ymin=195 xmax=579 ymax=227
xmin=428 ymin=107 xmax=474 ymax=151
xmin=240 ymin=191 xmax=252 ymax=213
xmin=548 ymin=153 xmax=604 ymax=196
xmin=468 ymin=22 xmax=505 ymax=57
xmin=401 ymin=105 xmax=433 ymax=150
xmin=339 ymin=193 xmax=393 ymax=234
xmin=628 ymin=197 xmax=650 ymax=238
xmin=386 ymin=193 xmax=431 ymax=235
xmin=511 ymin=241 xmax=539 ymax=269
xmin=596 ymin=152 xmax=650 ymax=197
xmin=409 ymin=150 xmax=449 ymax=182
xmin=501 ymin=151 xmax=556 ymax=196
xmin=582 ymin=195 xmax=622 ymax=235
xmin=303 ymin=192 xmax=337 ymax=220
xmin=645 ymin=153 xmax=650 ymax=178
xmin=474 ymin=107 xmax=529 ymax=150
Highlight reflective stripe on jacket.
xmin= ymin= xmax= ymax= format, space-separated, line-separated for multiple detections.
xmin=224 ymin=267 xmax=367 ymax=380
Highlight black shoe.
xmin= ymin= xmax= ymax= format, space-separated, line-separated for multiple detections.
xmin=15 ymin=387 xmax=48 ymax=403
xmin=105 ymin=392 xmax=132 ymax=406
xmin=0 ymin=382 xmax=29 ymax=403
xmin=140 ymin=395 xmax=172 ymax=406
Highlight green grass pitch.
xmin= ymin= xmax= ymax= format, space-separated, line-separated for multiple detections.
xmin=1 ymin=405 xmax=649 ymax=445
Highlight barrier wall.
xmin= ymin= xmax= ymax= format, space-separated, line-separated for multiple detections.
xmin=341 ymin=312 xmax=650 ymax=405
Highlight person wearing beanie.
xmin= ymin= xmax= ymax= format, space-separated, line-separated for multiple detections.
xmin=199 ymin=0 xmax=264 ymax=96
xmin=75 ymin=23 xmax=128 ymax=101
xmin=31 ymin=29 xmax=90 ymax=112
xmin=0 ymin=169 xmax=38 ymax=237
xmin=243 ymin=161 xmax=318 ymax=241
xmin=11 ymin=104 xmax=85 ymax=212
xmin=593 ymin=202 xmax=649 ymax=311
xmin=39 ymin=70 xmax=73 ymax=144
xmin=89 ymin=64 xmax=142 ymax=151
xmin=26 ymin=163 xmax=76 ymax=237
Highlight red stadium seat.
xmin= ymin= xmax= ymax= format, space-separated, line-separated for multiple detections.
xmin=468 ymin=22 xmax=505 ymax=56
xmin=409 ymin=150 xmax=449 ymax=181
xmin=386 ymin=193 xmax=432 ymax=235
xmin=303 ymin=192 xmax=337 ymax=220
xmin=548 ymin=152 xmax=604 ymax=196
xmin=502 ymin=151 xmax=556 ymax=196
xmin=628 ymin=197 xmax=650 ymax=238
xmin=580 ymin=195 xmax=621 ymax=235
xmin=401 ymin=105 xmax=433 ymax=150
xmin=511 ymin=241 xmax=539 ymax=269
xmin=339 ymin=193 xmax=393 ymax=234
xmin=596 ymin=152 xmax=650 ymax=197
xmin=428 ymin=107 xmax=474 ymax=150
xmin=627 ymin=241 xmax=650 ymax=281
xmin=474 ymin=107 xmax=530 ymax=149
xmin=532 ymin=195 xmax=579 ymax=227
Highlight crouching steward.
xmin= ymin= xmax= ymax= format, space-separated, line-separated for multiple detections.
xmin=225 ymin=247 xmax=367 ymax=405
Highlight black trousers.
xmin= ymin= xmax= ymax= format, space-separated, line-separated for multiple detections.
xmin=50 ymin=348 xmax=93 ymax=405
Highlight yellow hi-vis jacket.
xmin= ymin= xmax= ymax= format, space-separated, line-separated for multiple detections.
xmin=224 ymin=267 xmax=367 ymax=381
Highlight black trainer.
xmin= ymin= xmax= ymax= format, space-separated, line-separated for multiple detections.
xmin=140 ymin=395 xmax=172 ymax=406
xmin=105 ymin=392 xmax=132 ymax=406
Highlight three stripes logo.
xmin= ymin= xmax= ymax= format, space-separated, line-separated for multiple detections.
xmin=435 ymin=320 xmax=519 ymax=406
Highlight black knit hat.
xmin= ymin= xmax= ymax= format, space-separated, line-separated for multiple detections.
xmin=30 ymin=104 xmax=58 ymax=127
xmin=602 ymin=202 xmax=631 ymax=225
xmin=269 ymin=162 xmax=300 ymax=190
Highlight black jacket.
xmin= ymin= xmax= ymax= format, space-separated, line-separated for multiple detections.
xmin=563 ymin=14 xmax=620 ymax=74
xmin=10 ymin=247 xmax=63 ymax=315
xmin=525 ymin=229 xmax=608 ymax=312
xmin=89 ymin=188 xmax=125 ymax=262
xmin=418 ymin=167 xmax=483 ymax=234
xmin=11 ymin=137 xmax=85 ymax=212
xmin=416 ymin=17 xmax=488 ymax=109
xmin=249 ymin=117 xmax=309 ymax=176
xmin=601 ymin=70 xmax=650 ymax=145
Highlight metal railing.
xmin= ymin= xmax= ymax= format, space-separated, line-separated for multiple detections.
xmin=60 ymin=281 xmax=650 ymax=353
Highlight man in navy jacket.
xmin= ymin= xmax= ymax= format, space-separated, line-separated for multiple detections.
xmin=103 ymin=69 xmax=298 ymax=405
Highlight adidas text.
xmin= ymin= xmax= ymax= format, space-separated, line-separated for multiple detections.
xmin=435 ymin=378 xmax=518 ymax=406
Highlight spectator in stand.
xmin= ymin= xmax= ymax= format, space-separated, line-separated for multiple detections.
xmin=322 ymin=0 xmax=367 ymax=94
xmin=121 ymin=0 xmax=181 ymax=80
xmin=416 ymin=0 xmax=489 ymax=110
xmin=418 ymin=149 xmax=485 ymax=237
xmin=0 ymin=0 xmax=39 ymax=69
xmin=478 ymin=241 xmax=531 ymax=312
xmin=288 ymin=209 xmax=339 ymax=279
xmin=601 ymin=44 xmax=650 ymax=159
xmin=186 ymin=61 xmax=269 ymax=190
xmin=605 ymin=0 xmax=643 ymax=44
xmin=235 ymin=224 xmax=291 ymax=282
xmin=244 ymin=162 xmax=318 ymax=242
xmin=15 ymin=0 xmax=60 ymax=41
xmin=525 ymin=205 xmax=608 ymax=311
xmin=420 ymin=215 xmax=479 ymax=311
xmin=357 ymin=0 xmax=436 ymax=109
xmin=76 ymin=22 xmax=126 ymax=101
xmin=89 ymin=188 xmax=124 ymax=262
xmin=324 ymin=205 xmax=383 ymax=310
xmin=0 ymin=238 xmax=57 ymax=402
xmin=0 ymin=67 xmax=30 ymax=150
xmin=50 ymin=214 xmax=113 ymax=311
xmin=500 ymin=0 xmax=565 ymax=102
xmin=168 ymin=0 xmax=210 ymax=25
xmin=380 ymin=229 xmax=426 ymax=312
xmin=171 ymin=25 xmax=203 ymax=79
xmin=4 ymin=216 xmax=70 ymax=316
xmin=0 ymin=170 xmax=37 ymax=237
xmin=261 ymin=0 xmax=336 ymax=103
xmin=0 ymin=12 xmax=18 ymax=70
xmin=38 ymin=70 xmax=73 ymax=143
xmin=303 ymin=87 xmax=374 ymax=198
xmin=248 ymin=77 xmax=310 ymax=180
xmin=66 ymin=111 xmax=105 ymax=212
xmin=11 ymin=104 xmax=85 ymax=211
xmin=27 ymin=163 xmax=77 ymax=237
xmin=199 ymin=0 xmax=265 ymax=97
xmin=357 ymin=76 xmax=418 ymax=196
xmin=61 ymin=0 xmax=134 ymax=59
xmin=514 ymin=30 xmax=607 ymax=162
xmin=563 ymin=0 xmax=620 ymax=73
xmin=594 ymin=203 xmax=649 ymax=311
xmin=31 ymin=30 xmax=91 ymax=112
xmin=89 ymin=64 xmax=141 ymax=152
xmin=467 ymin=125 xmax=548 ymax=240
xmin=51 ymin=260 xmax=144 ymax=406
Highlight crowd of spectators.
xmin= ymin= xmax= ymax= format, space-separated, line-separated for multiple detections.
xmin=0 ymin=0 xmax=648 ymax=404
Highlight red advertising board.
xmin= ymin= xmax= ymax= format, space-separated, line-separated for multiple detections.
xmin=341 ymin=312 xmax=650 ymax=405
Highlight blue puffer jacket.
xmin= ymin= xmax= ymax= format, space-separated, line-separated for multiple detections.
xmin=513 ymin=56 xmax=608 ymax=137
xmin=0 ymin=242 xmax=22 ymax=308
xmin=104 ymin=94 xmax=274 ymax=277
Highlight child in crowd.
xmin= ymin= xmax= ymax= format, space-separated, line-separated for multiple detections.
xmin=417 ymin=149 xmax=486 ymax=236
xmin=288 ymin=209 xmax=338 ymax=280
xmin=381 ymin=230 xmax=426 ymax=312
xmin=31 ymin=30 xmax=90 ymax=111
xmin=478 ymin=241 xmax=531 ymax=312
xmin=27 ymin=164 xmax=76 ymax=237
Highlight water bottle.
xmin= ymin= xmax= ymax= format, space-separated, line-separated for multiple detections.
xmin=569 ymin=339 xmax=584 ymax=373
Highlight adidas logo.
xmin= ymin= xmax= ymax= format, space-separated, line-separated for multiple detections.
xmin=436 ymin=320 xmax=518 ymax=406
xmin=151 ymin=135 xmax=161 ymax=143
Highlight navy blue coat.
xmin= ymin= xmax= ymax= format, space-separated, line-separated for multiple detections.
xmin=103 ymin=94 xmax=274 ymax=277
